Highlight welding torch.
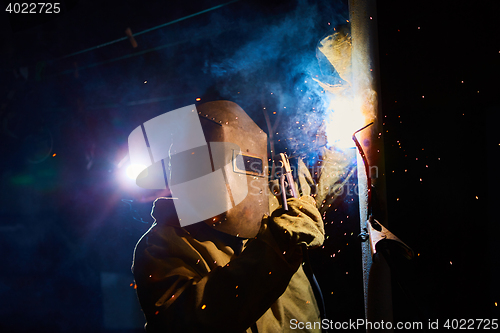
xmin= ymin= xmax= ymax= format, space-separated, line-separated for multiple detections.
xmin=275 ymin=152 xmax=298 ymax=208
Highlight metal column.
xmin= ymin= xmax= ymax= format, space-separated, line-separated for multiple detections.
xmin=349 ymin=0 xmax=392 ymax=330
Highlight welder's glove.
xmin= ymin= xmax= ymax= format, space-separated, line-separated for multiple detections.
xmin=268 ymin=196 xmax=325 ymax=250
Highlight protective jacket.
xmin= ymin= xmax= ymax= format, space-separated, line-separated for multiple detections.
xmin=132 ymin=147 xmax=355 ymax=333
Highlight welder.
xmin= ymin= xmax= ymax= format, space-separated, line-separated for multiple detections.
xmin=131 ymin=100 xmax=354 ymax=332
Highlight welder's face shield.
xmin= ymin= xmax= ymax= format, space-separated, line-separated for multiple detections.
xmin=196 ymin=101 xmax=269 ymax=238
xmin=127 ymin=100 xmax=269 ymax=238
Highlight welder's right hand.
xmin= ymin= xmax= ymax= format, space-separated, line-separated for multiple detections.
xmin=268 ymin=196 xmax=325 ymax=250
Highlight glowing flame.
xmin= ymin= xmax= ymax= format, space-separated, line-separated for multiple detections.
xmin=126 ymin=164 xmax=147 ymax=180
xmin=324 ymin=93 xmax=366 ymax=149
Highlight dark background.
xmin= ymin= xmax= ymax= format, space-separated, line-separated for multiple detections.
xmin=0 ymin=0 xmax=498 ymax=332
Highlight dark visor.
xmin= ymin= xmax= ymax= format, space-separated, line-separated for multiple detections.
xmin=233 ymin=153 xmax=264 ymax=177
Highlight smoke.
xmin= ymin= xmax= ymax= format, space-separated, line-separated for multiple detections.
xmin=203 ymin=0 xmax=348 ymax=156
xmin=209 ymin=2 xmax=317 ymax=79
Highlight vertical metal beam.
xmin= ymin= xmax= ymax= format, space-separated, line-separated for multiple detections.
xmin=349 ymin=0 xmax=392 ymax=330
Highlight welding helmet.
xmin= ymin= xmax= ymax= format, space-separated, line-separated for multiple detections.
xmin=128 ymin=100 xmax=269 ymax=238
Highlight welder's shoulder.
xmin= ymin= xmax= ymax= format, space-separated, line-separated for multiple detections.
xmin=135 ymin=224 xmax=198 ymax=259
xmin=132 ymin=223 xmax=205 ymax=276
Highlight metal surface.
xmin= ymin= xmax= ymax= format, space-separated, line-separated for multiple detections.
xmin=348 ymin=0 xmax=391 ymax=329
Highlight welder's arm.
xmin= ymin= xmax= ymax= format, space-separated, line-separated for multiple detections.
xmin=132 ymin=196 xmax=323 ymax=333
xmin=297 ymin=146 xmax=357 ymax=214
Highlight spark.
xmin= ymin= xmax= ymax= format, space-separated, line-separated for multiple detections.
xmin=196 ymin=97 xmax=201 ymax=101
